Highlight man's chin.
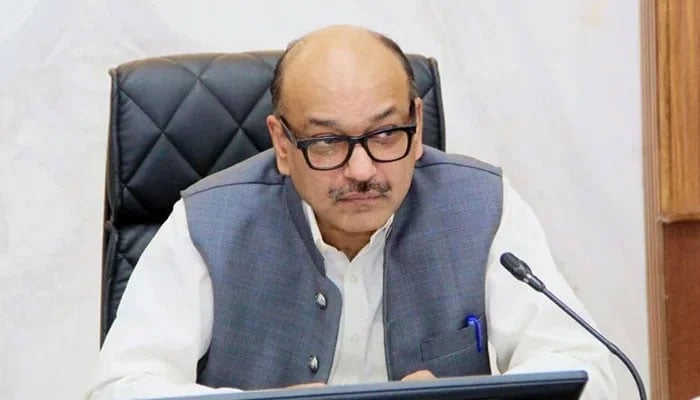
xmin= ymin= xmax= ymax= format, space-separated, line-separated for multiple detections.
xmin=336 ymin=212 xmax=392 ymax=235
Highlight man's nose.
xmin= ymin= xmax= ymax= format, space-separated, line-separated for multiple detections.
xmin=343 ymin=144 xmax=377 ymax=182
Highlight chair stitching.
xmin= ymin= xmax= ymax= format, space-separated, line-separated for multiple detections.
xmin=244 ymin=52 xmax=276 ymax=73
xmin=420 ymin=82 xmax=436 ymax=98
xmin=163 ymin=54 xmax=220 ymax=81
xmin=115 ymin=251 xmax=136 ymax=274
xmin=116 ymin=90 xmax=165 ymax=183
xmin=205 ymin=127 xmax=259 ymax=175
xmin=168 ymin=54 xmax=271 ymax=128
xmin=119 ymin=68 xmax=201 ymax=185
xmin=121 ymin=185 xmax=153 ymax=216
xmin=167 ymin=55 xmax=272 ymax=169
xmin=158 ymin=133 xmax=204 ymax=179
xmin=160 ymin=70 xmax=205 ymax=132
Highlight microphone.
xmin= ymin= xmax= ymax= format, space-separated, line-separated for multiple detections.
xmin=499 ymin=252 xmax=647 ymax=400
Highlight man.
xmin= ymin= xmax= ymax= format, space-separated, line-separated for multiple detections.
xmin=88 ymin=26 xmax=616 ymax=399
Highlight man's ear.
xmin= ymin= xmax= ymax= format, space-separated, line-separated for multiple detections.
xmin=412 ymin=97 xmax=424 ymax=160
xmin=266 ymin=115 xmax=291 ymax=175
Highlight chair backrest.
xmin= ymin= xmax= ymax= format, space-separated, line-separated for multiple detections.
xmin=102 ymin=51 xmax=446 ymax=342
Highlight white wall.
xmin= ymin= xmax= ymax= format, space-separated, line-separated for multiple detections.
xmin=0 ymin=1 xmax=646 ymax=399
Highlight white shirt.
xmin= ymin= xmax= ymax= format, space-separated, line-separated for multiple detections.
xmin=87 ymin=177 xmax=617 ymax=400
xmin=305 ymin=202 xmax=392 ymax=385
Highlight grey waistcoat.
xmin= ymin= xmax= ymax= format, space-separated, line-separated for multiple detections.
xmin=182 ymin=146 xmax=503 ymax=390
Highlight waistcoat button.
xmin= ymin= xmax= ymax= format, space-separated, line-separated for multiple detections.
xmin=308 ymin=355 xmax=319 ymax=373
xmin=314 ymin=292 xmax=327 ymax=309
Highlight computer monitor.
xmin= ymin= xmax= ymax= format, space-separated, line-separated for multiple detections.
xmin=154 ymin=370 xmax=587 ymax=400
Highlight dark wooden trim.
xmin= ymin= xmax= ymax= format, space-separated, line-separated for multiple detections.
xmin=664 ymin=221 xmax=700 ymax=400
xmin=642 ymin=0 xmax=669 ymax=399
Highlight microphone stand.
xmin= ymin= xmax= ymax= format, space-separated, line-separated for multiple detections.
xmin=500 ymin=252 xmax=647 ymax=400
xmin=540 ymin=285 xmax=647 ymax=400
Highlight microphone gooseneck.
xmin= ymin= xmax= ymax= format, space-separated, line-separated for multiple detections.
xmin=499 ymin=252 xmax=647 ymax=400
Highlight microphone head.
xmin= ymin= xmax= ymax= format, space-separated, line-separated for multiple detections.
xmin=500 ymin=252 xmax=531 ymax=280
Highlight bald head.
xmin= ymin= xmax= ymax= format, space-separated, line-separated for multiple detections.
xmin=270 ymin=26 xmax=417 ymax=115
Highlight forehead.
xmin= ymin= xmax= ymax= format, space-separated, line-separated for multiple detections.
xmin=281 ymin=40 xmax=410 ymax=127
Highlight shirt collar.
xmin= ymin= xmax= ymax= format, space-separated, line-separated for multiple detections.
xmin=302 ymin=201 xmax=394 ymax=252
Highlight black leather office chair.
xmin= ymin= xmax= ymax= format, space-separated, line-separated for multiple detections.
xmin=101 ymin=51 xmax=447 ymax=343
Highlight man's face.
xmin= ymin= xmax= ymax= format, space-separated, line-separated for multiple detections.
xmin=268 ymin=46 xmax=423 ymax=239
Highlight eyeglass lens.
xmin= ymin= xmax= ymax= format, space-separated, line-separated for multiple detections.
xmin=305 ymin=129 xmax=411 ymax=169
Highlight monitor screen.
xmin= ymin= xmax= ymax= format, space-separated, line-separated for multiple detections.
xmin=153 ymin=370 xmax=587 ymax=400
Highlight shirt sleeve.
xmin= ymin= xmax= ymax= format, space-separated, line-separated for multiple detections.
xmin=86 ymin=200 xmax=238 ymax=400
xmin=485 ymin=177 xmax=618 ymax=400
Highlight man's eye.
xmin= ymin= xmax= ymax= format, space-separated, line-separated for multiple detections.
xmin=376 ymin=130 xmax=398 ymax=138
xmin=372 ymin=129 xmax=404 ymax=143
xmin=307 ymin=137 xmax=346 ymax=155
xmin=318 ymin=137 xmax=345 ymax=145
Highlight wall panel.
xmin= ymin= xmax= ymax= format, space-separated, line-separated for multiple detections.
xmin=650 ymin=0 xmax=700 ymax=399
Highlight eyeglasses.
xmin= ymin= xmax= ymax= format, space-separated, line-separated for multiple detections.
xmin=278 ymin=117 xmax=417 ymax=171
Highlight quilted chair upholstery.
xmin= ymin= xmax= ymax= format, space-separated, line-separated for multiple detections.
xmin=101 ymin=51 xmax=447 ymax=342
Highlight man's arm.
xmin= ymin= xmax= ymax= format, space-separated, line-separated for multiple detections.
xmin=87 ymin=200 xmax=237 ymax=399
xmin=485 ymin=177 xmax=617 ymax=399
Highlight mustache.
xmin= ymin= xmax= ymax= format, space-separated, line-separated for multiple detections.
xmin=328 ymin=181 xmax=391 ymax=201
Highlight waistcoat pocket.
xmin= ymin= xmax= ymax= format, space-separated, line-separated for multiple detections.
xmin=420 ymin=326 xmax=477 ymax=361
xmin=420 ymin=313 xmax=486 ymax=361
xmin=418 ymin=314 xmax=489 ymax=377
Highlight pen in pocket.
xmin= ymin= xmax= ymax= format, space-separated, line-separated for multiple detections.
xmin=465 ymin=314 xmax=484 ymax=353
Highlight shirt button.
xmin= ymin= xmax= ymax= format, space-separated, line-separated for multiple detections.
xmin=349 ymin=275 xmax=358 ymax=284
xmin=314 ymin=292 xmax=327 ymax=309
xmin=308 ymin=355 xmax=319 ymax=373
xmin=351 ymin=334 xmax=360 ymax=343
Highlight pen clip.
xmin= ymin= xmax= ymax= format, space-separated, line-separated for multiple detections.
xmin=465 ymin=314 xmax=484 ymax=353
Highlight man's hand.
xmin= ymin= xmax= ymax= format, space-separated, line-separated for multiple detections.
xmin=401 ymin=369 xmax=437 ymax=381
xmin=285 ymin=371 xmax=436 ymax=389
xmin=286 ymin=382 xmax=327 ymax=389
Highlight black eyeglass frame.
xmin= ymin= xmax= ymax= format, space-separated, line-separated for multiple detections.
xmin=277 ymin=117 xmax=418 ymax=171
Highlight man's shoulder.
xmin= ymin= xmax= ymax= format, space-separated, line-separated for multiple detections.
xmin=181 ymin=149 xmax=283 ymax=199
xmin=416 ymin=146 xmax=502 ymax=178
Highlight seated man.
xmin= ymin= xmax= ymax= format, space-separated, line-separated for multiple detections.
xmin=87 ymin=25 xmax=616 ymax=400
